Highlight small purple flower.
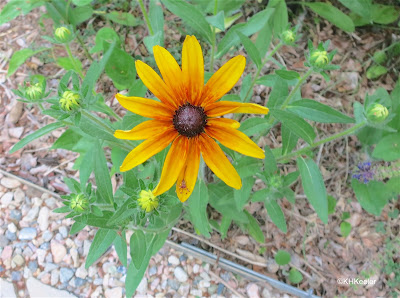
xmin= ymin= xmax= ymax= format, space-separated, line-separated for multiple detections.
xmin=352 ymin=162 xmax=375 ymax=184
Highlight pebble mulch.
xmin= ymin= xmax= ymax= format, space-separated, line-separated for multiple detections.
xmin=0 ymin=175 xmax=288 ymax=298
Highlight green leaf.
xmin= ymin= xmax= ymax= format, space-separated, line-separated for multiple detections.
xmin=79 ymin=144 xmax=95 ymax=187
xmin=86 ymin=229 xmax=117 ymax=268
xmin=161 ymin=0 xmax=213 ymax=43
xmin=338 ymin=0 xmax=372 ymax=21
xmin=130 ymin=230 xmax=147 ymax=269
xmin=217 ymin=8 xmax=274 ymax=58
xmin=267 ymin=77 xmax=288 ymax=109
xmin=90 ymin=27 xmax=121 ymax=54
xmin=297 ymin=157 xmax=328 ymax=224
xmin=234 ymin=177 xmax=255 ymax=210
xmin=275 ymin=70 xmax=300 ymax=80
xmin=281 ymin=124 xmax=298 ymax=155
xmin=219 ymin=216 xmax=231 ymax=239
xmin=265 ymin=198 xmax=287 ymax=233
xmin=114 ymin=232 xmax=128 ymax=267
xmin=235 ymin=157 xmax=263 ymax=178
xmin=105 ymin=11 xmax=138 ymax=26
xmin=351 ymin=179 xmax=390 ymax=216
xmin=287 ymin=99 xmax=355 ymax=123
xmin=244 ymin=210 xmax=265 ymax=243
xmin=8 ymin=48 xmax=49 ymax=77
xmin=188 ymin=179 xmax=211 ymax=238
xmin=93 ymin=142 xmax=114 ymax=205
xmin=340 ymin=221 xmax=351 ymax=237
xmin=56 ymin=57 xmax=83 ymax=73
xmin=78 ymin=116 xmax=116 ymax=142
xmin=9 ymin=122 xmax=64 ymax=154
xmin=271 ymin=0 xmax=288 ymax=34
xmin=271 ymin=109 xmax=316 ymax=144
xmin=303 ymin=2 xmax=355 ymax=32
xmin=149 ymin=0 xmax=165 ymax=38
xmin=327 ymin=195 xmax=337 ymax=215
xmin=275 ymin=250 xmax=291 ymax=265
xmin=53 ymin=206 xmax=70 ymax=213
xmin=105 ymin=47 xmax=136 ymax=89
xmin=70 ymin=221 xmax=86 ymax=235
xmin=289 ymin=268 xmax=303 ymax=284
xmin=237 ymin=31 xmax=261 ymax=68
xmin=0 ymin=0 xmax=43 ymax=25
xmin=372 ymin=133 xmax=400 ymax=161
xmin=239 ymin=117 xmax=271 ymax=136
xmin=206 ymin=11 xmax=225 ymax=31
xmin=72 ymin=0 xmax=92 ymax=6
xmin=69 ymin=5 xmax=93 ymax=26
xmin=143 ymin=31 xmax=163 ymax=54
xmin=107 ymin=199 xmax=136 ymax=225
xmin=371 ymin=4 xmax=400 ymax=25
xmin=264 ymin=146 xmax=277 ymax=177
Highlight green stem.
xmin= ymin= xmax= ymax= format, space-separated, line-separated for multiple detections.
xmin=138 ymin=0 xmax=154 ymax=35
xmin=76 ymin=34 xmax=94 ymax=61
xmin=243 ymin=42 xmax=283 ymax=103
xmin=209 ymin=0 xmax=218 ymax=71
xmin=277 ymin=121 xmax=366 ymax=162
xmin=81 ymin=109 xmax=114 ymax=134
xmin=65 ymin=43 xmax=84 ymax=78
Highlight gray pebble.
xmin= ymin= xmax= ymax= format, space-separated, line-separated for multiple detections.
xmin=23 ymin=247 xmax=33 ymax=257
xmin=18 ymin=228 xmax=37 ymax=240
xmin=55 ymin=233 xmax=63 ymax=241
xmin=6 ymin=230 xmax=16 ymax=241
xmin=220 ymin=272 xmax=230 ymax=282
xmin=28 ymin=261 xmax=38 ymax=272
xmin=217 ymin=283 xmax=225 ymax=295
xmin=167 ymin=279 xmax=180 ymax=291
xmin=42 ymin=231 xmax=53 ymax=242
xmin=58 ymin=226 xmax=68 ymax=238
xmin=74 ymin=278 xmax=86 ymax=287
xmin=174 ymin=267 xmax=188 ymax=283
xmin=51 ymin=270 xmax=59 ymax=286
xmin=60 ymin=268 xmax=74 ymax=283
xmin=0 ymin=235 xmax=9 ymax=247
xmin=93 ymin=278 xmax=103 ymax=285
xmin=10 ymin=209 xmax=22 ymax=221
xmin=148 ymin=266 xmax=157 ymax=276
xmin=179 ymin=254 xmax=187 ymax=262
xmin=11 ymin=271 xmax=22 ymax=281
xmin=40 ymin=242 xmax=50 ymax=250
xmin=44 ymin=263 xmax=58 ymax=272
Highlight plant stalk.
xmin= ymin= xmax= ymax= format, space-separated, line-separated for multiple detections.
xmin=138 ymin=0 xmax=154 ymax=36
xmin=65 ymin=43 xmax=84 ymax=78
xmin=209 ymin=0 xmax=218 ymax=71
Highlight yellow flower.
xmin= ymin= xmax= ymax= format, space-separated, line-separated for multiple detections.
xmin=114 ymin=36 xmax=269 ymax=202
xmin=59 ymin=90 xmax=81 ymax=111
xmin=138 ymin=190 xmax=159 ymax=212
xmin=310 ymin=50 xmax=329 ymax=68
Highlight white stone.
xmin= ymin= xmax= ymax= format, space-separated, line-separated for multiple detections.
xmin=193 ymin=264 xmax=200 ymax=274
xmin=0 ymin=278 xmax=17 ymax=298
xmin=168 ymin=255 xmax=180 ymax=265
xmin=104 ymin=287 xmax=122 ymax=298
xmin=8 ymin=223 xmax=17 ymax=233
xmin=199 ymin=280 xmax=210 ymax=288
xmin=13 ymin=188 xmax=25 ymax=203
xmin=246 ymin=283 xmax=260 ymax=298
xmin=51 ymin=241 xmax=67 ymax=264
xmin=75 ymin=266 xmax=87 ymax=279
xmin=26 ymin=277 xmax=76 ymax=297
xmin=1 ymin=192 xmax=13 ymax=206
xmin=8 ymin=127 xmax=24 ymax=139
xmin=37 ymin=207 xmax=49 ymax=231
xmin=174 ymin=267 xmax=188 ymax=282
xmin=70 ymin=248 xmax=79 ymax=267
xmin=136 ymin=277 xmax=148 ymax=294
xmin=0 ymin=178 xmax=21 ymax=189
xmin=22 ymin=206 xmax=39 ymax=222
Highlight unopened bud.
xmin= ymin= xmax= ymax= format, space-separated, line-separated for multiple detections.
xmin=281 ymin=30 xmax=296 ymax=44
xmin=138 ymin=190 xmax=158 ymax=212
xmin=25 ymin=83 xmax=43 ymax=101
xmin=366 ymin=103 xmax=389 ymax=123
xmin=310 ymin=50 xmax=329 ymax=68
xmin=55 ymin=26 xmax=72 ymax=43
xmin=59 ymin=90 xmax=81 ymax=111
xmin=70 ymin=194 xmax=89 ymax=213
xmin=366 ymin=65 xmax=387 ymax=80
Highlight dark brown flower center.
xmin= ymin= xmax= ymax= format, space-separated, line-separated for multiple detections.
xmin=173 ymin=103 xmax=207 ymax=138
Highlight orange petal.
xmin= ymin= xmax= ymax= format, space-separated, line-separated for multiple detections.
xmin=135 ymin=60 xmax=178 ymax=109
xmin=198 ymin=133 xmax=241 ymax=189
xmin=116 ymin=93 xmax=173 ymax=120
xmin=153 ymin=136 xmax=188 ymax=196
xmin=205 ymin=101 xmax=269 ymax=117
xmin=114 ymin=120 xmax=172 ymax=140
xmin=120 ymin=128 xmax=178 ymax=172
xmin=176 ymin=138 xmax=201 ymax=202
xmin=206 ymin=117 xmax=240 ymax=129
xmin=205 ymin=125 xmax=265 ymax=159
xmin=201 ymin=55 xmax=246 ymax=105
xmin=153 ymin=45 xmax=185 ymax=104
xmin=182 ymin=36 xmax=204 ymax=105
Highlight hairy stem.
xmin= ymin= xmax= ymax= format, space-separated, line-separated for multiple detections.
xmin=65 ymin=43 xmax=84 ymax=78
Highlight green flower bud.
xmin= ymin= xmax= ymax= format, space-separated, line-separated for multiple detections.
xmin=25 ymin=83 xmax=43 ymax=101
xmin=59 ymin=90 xmax=81 ymax=111
xmin=310 ymin=50 xmax=329 ymax=68
xmin=269 ymin=175 xmax=283 ymax=189
xmin=366 ymin=103 xmax=389 ymax=123
xmin=366 ymin=65 xmax=387 ymax=80
xmin=138 ymin=190 xmax=158 ymax=212
xmin=373 ymin=51 xmax=387 ymax=64
xmin=70 ymin=194 xmax=89 ymax=213
xmin=281 ymin=30 xmax=296 ymax=44
xmin=55 ymin=26 xmax=72 ymax=43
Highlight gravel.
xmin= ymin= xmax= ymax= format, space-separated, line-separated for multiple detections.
xmin=18 ymin=227 xmax=37 ymax=240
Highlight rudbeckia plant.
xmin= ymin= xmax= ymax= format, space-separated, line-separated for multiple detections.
xmin=6 ymin=0 xmax=400 ymax=296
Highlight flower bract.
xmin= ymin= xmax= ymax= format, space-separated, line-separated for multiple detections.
xmin=114 ymin=36 xmax=269 ymax=202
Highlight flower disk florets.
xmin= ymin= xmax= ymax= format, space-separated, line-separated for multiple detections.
xmin=55 ymin=26 xmax=72 ymax=43
xmin=25 ymin=83 xmax=43 ymax=101
xmin=59 ymin=90 xmax=81 ymax=112
xmin=366 ymin=103 xmax=389 ymax=123
xmin=281 ymin=30 xmax=296 ymax=44
xmin=138 ymin=190 xmax=159 ymax=212
xmin=70 ymin=194 xmax=89 ymax=213
xmin=310 ymin=50 xmax=329 ymax=68
xmin=173 ymin=103 xmax=207 ymax=138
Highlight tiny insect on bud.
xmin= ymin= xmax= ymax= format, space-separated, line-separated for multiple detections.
xmin=55 ymin=26 xmax=72 ymax=43
xmin=281 ymin=30 xmax=296 ymax=44
xmin=59 ymin=90 xmax=81 ymax=112
xmin=25 ymin=83 xmax=43 ymax=101
xmin=310 ymin=50 xmax=329 ymax=68
xmin=366 ymin=103 xmax=389 ymax=123
xmin=70 ymin=194 xmax=89 ymax=213
xmin=138 ymin=190 xmax=159 ymax=212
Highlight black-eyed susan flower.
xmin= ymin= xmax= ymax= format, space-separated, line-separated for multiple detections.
xmin=114 ymin=36 xmax=269 ymax=202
